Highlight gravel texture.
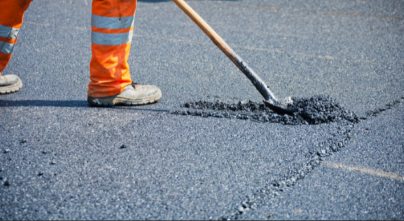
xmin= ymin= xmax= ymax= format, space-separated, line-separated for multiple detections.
xmin=172 ymin=95 xmax=359 ymax=125
xmin=0 ymin=0 xmax=403 ymax=219
xmin=239 ymin=100 xmax=404 ymax=220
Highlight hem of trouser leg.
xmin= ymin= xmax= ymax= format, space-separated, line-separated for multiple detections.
xmin=87 ymin=82 xmax=131 ymax=98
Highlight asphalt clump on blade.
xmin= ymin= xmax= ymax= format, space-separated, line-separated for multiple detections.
xmin=171 ymin=95 xmax=359 ymax=125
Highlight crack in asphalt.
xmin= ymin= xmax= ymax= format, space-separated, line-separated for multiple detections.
xmin=363 ymin=96 xmax=404 ymax=119
xmin=220 ymin=122 xmax=354 ymax=220
xmin=1 ymin=96 xmax=402 ymax=219
xmin=170 ymin=95 xmax=403 ymax=220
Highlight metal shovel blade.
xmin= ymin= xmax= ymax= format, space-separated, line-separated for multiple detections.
xmin=263 ymin=97 xmax=294 ymax=115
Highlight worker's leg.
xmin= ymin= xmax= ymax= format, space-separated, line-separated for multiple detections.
xmin=0 ymin=0 xmax=32 ymax=93
xmin=88 ymin=0 xmax=137 ymax=97
xmin=88 ymin=0 xmax=162 ymax=106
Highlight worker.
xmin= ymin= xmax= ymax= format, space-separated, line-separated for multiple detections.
xmin=0 ymin=0 xmax=162 ymax=106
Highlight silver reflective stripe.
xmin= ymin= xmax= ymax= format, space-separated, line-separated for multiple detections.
xmin=91 ymin=31 xmax=133 ymax=45
xmin=0 ymin=41 xmax=15 ymax=54
xmin=91 ymin=15 xmax=135 ymax=29
xmin=0 ymin=24 xmax=20 ymax=39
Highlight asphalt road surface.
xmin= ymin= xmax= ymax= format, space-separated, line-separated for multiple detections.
xmin=1 ymin=0 xmax=403 ymax=219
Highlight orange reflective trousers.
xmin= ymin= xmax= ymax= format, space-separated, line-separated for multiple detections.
xmin=0 ymin=0 xmax=136 ymax=97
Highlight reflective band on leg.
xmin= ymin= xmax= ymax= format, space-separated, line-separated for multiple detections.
xmin=0 ymin=24 xmax=20 ymax=39
xmin=91 ymin=30 xmax=133 ymax=46
xmin=91 ymin=15 xmax=135 ymax=30
xmin=0 ymin=41 xmax=15 ymax=54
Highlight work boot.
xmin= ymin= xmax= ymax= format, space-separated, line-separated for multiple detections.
xmin=87 ymin=83 xmax=162 ymax=107
xmin=0 ymin=75 xmax=23 ymax=94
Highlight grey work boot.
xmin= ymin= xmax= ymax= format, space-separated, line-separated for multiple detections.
xmin=88 ymin=83 xmax=162 ymax=107
xmin=0 ymin=75 xmax=23 ymax=94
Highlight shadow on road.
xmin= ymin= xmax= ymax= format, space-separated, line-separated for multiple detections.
xmin=0 ymin=100 xmax=170 ymax=112
xmin=0 ymin=100 xmax=88 ymax=107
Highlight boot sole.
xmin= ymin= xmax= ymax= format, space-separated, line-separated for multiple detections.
xmin=88 ymin=89 xmax=162 ymax=107
xmin=0 ymin=78 xmax=23 ymax=94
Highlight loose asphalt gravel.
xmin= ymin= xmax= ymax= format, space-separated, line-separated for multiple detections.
xmin=0 ymin=0 xmax=403 ymax=219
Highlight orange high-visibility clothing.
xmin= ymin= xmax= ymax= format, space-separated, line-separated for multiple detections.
xmin=0 ymin=0 xmax=137 ymax=98
xmin=89 ymin=0 xmax=137 ymax=97
xmin=0 ymin=0 xmax=33 ymax=77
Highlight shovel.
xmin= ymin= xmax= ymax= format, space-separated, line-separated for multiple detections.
xmin=172 ymin=0 xmax=294 ymax=115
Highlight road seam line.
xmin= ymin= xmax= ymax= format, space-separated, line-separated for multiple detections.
xmin=323 ymin=161 xmax=404 ymax=181
xmin=192 ymin=1 xmax=404 ymax=20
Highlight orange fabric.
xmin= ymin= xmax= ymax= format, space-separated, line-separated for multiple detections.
xmin=88 ymin=0 xmax=137 ymax=97
xmin=89 ymin=43 xmax=132 ymax=97
xmin=0 ymin=0 xmax=32 ymax=28
xmin=91 ymin=26 xmax=134 ymax=34
xmin=92 ymin=0 xmax=137 ymax=17
xmin=0 ymin=0 xmax=33 ymax=75
xmin=0 ymin=53 xmax=12 ymax=77
xmin=0 ymin=37 xmax=18 ymax=44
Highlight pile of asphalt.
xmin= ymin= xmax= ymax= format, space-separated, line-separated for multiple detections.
xmin=171 ymin=95 xmax=359 ymax=125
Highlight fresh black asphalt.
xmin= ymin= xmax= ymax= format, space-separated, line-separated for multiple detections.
xmin=0 ymin=0 xmax=403 ymax=219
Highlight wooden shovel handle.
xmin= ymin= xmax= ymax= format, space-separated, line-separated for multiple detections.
xmin=172 ymin=0 xmax=278 ymax=101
